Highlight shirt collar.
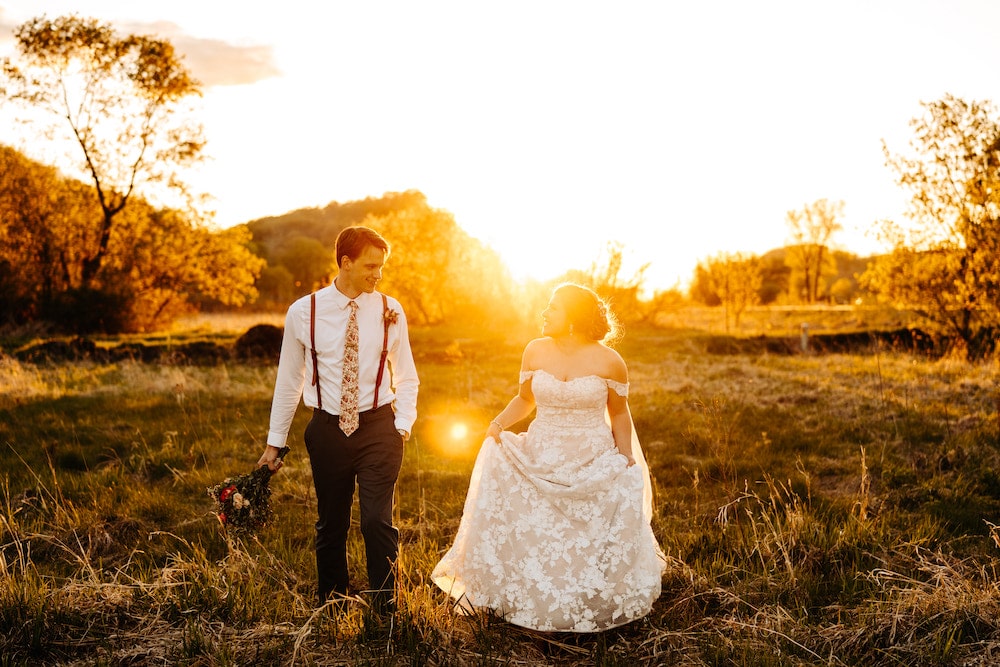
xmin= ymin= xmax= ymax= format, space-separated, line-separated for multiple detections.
xmin=323 ymin=283 xmax=376 ymax=310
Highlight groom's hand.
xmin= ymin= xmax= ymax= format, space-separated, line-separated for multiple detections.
xmin=257 ymin=445 xmax=285 ymax=473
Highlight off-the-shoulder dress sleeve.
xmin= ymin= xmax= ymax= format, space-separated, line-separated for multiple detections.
xmin=604 ymin=378 xmax=629 ymax=397
xmin=519 ymin=370 xmax=535 ymax=384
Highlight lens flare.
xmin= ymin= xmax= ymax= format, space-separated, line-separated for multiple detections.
xmin=421 ymin=405 xmax=480 ymax=459
xmin=450 ymin=422 xmax=469 ymax=441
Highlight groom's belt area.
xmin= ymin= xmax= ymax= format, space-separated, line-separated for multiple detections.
xmin=313 ymin=403 xmax=393 ymax=424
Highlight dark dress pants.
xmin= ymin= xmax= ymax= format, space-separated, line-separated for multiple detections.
xmin=304 ymin=403 xmax=404 ymax=609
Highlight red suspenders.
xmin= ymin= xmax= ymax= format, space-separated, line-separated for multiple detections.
xmin=372 ymin=293 xmax=390 ymax=410
xmin=310 ymin=292 xmax=390 ymax=413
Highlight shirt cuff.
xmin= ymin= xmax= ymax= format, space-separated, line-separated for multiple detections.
xmin=266 ymin=431 xmax=289 ymax=448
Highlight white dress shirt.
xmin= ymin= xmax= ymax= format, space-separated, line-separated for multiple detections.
xmin=266 ymin=285 xmax=419 ymax=447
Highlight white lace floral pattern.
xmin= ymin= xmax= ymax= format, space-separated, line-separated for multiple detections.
xmin=432 ymin=369 xmax=665 ymax=632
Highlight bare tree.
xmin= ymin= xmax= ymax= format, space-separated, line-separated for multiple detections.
xmin=784 ymin=199 xmax=844 ymax=303
xmin=555 ymin=242 xmax=650 ymax=324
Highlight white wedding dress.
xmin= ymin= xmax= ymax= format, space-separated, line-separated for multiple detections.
xmin=432 ymin=369 xmax=665 ymax=632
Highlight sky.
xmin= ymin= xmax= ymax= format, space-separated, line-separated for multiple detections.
xmin=2 ymin=1 xmax=1000 ymax=291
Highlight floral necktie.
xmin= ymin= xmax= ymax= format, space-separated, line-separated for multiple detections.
xmin=339 ymin=300 xmax=360 ymax=436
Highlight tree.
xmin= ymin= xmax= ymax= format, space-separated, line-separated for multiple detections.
xmin=758 ymin=249 xmax=792 ymax=305
xmin=784 ymin=199 xmax=844 ymax=303
xmin=254 ymin=264 xmax=297 ymax=312
xmin=561 ymin=242 xmax=649 ymax=323
xmin=1 ymin=15 xmax=205 ymax=289
xmin=689 ymin=263 xmax=722 ymax=307
xmin=0 ymin=16 xmax=256 ymax=333
xmin=0 ymin=144 xmax=100 ymax=323
xmin=0 ymin=144 xmax=263 ymax=332
xmin=278 ymin=236 xmax=336 ymax=293
xmin=105 ymin=205 xmax=264 ymax=330
xmin=365 ymin=195 xmax=516 ymax=326
xmin=861 ymin=95 xmax=1000 ymax=360
xmin=692 ymin=252 xmax=762 ymax=332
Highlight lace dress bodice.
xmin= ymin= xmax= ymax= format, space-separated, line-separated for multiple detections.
xmin=523 ymin=369 xmax=627 ymax=426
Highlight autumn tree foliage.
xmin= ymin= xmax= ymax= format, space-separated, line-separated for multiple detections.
xmin=0 ymin=147 xmax=90 ymax=323
xmin=0 ymin=16 xmax=261 ymax=331
xmin=0 ymin=16 xmax=258 ymax=332
xmin=2 ymin=15 xmax=207 ymax=281
xmin=0 ymin=145 xmax=263 ymax=332
xmin=369 ymin=205 xmax=513 ymax=325
xmin=246 ymin=191 xmax=430 ymax=308
xmin=861 ymin=95 xmax=1000 ymax=360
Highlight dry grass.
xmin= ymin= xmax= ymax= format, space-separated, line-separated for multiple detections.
xmin=2 ymin=314 xmax=1000 ymax=665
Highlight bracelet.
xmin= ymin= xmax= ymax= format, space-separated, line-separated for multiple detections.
xmin=490 ymin=419 xmax=503 ymax=431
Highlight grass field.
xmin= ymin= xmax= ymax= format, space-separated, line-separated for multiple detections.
xmin=1 ymin=314 xmax=999 ymax=665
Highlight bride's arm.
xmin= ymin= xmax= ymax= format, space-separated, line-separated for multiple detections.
xmin=486 ymin=390 xmax=535 ymax=440
xmin=605 ymin=350 xmax=635 ymax=466
xmin=608 ymin=392 xmax=635 ymax=466
xmin=485 ymin=341 xmax=539 ymax=440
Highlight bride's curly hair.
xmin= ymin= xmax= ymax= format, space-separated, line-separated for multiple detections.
xmin=553 ymin=283 xmax=621 ymax=344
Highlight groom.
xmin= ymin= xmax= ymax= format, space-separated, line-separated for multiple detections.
xmin=257 ymin=226 xmax=419 ymax=612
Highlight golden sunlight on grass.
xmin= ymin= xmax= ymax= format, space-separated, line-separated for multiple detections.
xmin=6 ymin=320 xmax=1000 ymax=664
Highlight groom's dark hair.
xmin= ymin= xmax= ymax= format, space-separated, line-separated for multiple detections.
xmin=336 ymin=226 xmax=390 ymax=267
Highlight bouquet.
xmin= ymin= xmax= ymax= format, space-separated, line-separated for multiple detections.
xmin=207 ymin=447 xmax=288 ymax=537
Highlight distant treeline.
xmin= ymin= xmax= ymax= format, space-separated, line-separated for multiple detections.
xmin=689 ymin=246 xmax=874 ymax=308
xmin=0 ymin=142 xmax=874 ymax=334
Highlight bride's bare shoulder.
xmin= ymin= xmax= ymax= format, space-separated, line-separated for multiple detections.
xmin=596 ymin=344 xmax=628 ymax=382
xmin=523 ymin=337 xmax=556 ymax=365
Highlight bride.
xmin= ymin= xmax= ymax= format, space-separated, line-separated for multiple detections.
xmin=432 ymin=283 xmax=665 ymax=632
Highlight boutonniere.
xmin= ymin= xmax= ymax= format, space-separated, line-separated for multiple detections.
xmin=384 ymin=308 xmax=399 ymax=326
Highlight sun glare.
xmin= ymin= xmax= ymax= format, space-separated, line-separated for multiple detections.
xmin=449 ymin=422 xmax=469 ymax=441
xmin=421 ymin=407 xmax=480 ymax=458
xmin=433 ymin=418 xmax=475 ymax=458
